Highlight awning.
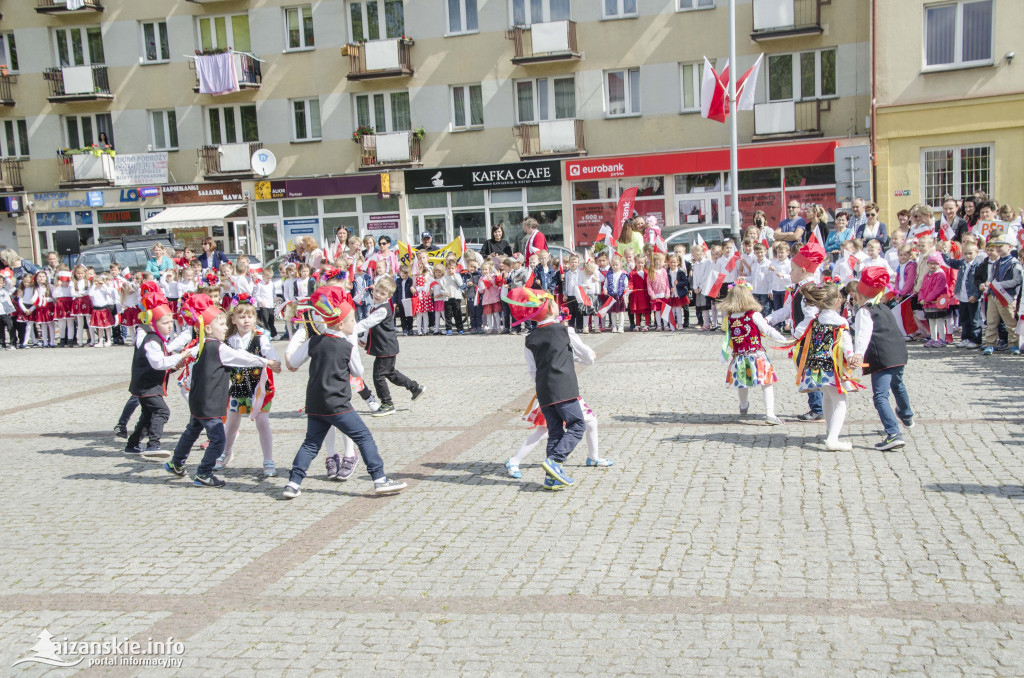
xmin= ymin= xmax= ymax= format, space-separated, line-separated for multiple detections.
xmin=143 ymin=203 xmax=246 ymax=232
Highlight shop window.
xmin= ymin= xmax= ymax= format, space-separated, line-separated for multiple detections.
xmin=527 ymin=185 xmax=561 ymax=203
xmin=256 ymin=202 xmax=280 ymax=217
xmin=450 ymin=190 xmax=485 ymax=208
xmin=409 ymin=193 xmax=447 ymax=210
xmin=528 ymin=205 xmax=563 ymax=246
xmin=726 ymin=168 xmax=779 ymax=191
xmin=453 ymin=211 xmax=486 ymax=244
xmin=324 ymin=197 xmax=357 ymax=213
xmin=620 ymin=176 xmax=664 ymax=196
xmin=283 ymin=198 xmax=317 ymax=218
xmin=572 ymin=180 xmax=618 ymax=201
xmin=140 ymin=21 xmax=170 ymax=64
xmin=784 ymin=165 xmax=835 ymax=187
xmin=361 ymin=194 xmax=399 ymax=212
xmin=925 ymin=0 xmax=992 ymax=68
xmin=323 ymin=215 xmax=359 ymax=242
xmin=447 ymin=0 xmax=479 ymax=35
xmin=284 ymin=6 xmax=315 ymax=51
xmin=490 ymin=188 xmax=523 ymax=204
xmin=675 ymin=172 xmax=722 ymax=194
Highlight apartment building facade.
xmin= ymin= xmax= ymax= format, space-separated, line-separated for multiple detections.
xmin=0 ymin=0 xmax=870 ymax=263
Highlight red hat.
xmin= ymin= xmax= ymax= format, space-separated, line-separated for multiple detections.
xmin=140 ymin=290 xmax=173 ymax=324
xmin=503 ymin=287 xmax=554 ymax=327
xmin=181 ymin=293 xmax=223 ymax=329
xmin=140 ymin=280 xmax=162 ymax=298
xmin=305 ymin=286 xmax=354 ymax=325
xmin=857 ymin=266 xmax=890 ymax=298
xmin=793 ymin=240 xmax=826 ymax=272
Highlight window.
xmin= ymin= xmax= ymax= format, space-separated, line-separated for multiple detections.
xmin=196 ymin=15 xmax=251 ymax=52
xmin=348 ymin=1 xmax=404 ymax=42
xmin=605 ymin=68 xmax=640 ymax=117
xmin=924 ymin=0 xmax=993 ymax=68
xmin=207 ymin=105 xmax=259 ymax=145
xmin=354 ymin=91 xmax=411 ymax=133
xmin=450 ymin=84 xmax=483 ymax=130
xmin=680 ymin=62 xmax=702 ymax=112
xmin=150 ymin=110 xmax=178 ymax=151
xmin=511 ymin=0 xmax=570 ymax=26
xmin=922 ymin=145 xmax=992 ymax=206
xmin=284 ymin=6 xmax=315 ymax=50
xmin=514 ymin=76 xmax=575 ymax=123
xmin=54 ymin=27 xmax=104 ymax=67
xmin=292 ymin=97 xmax=322 ymax=141
xmin=767 ymin=48 xmax=836 ymax=101
xmin=678 ymin=0 xmax=714 ymax=9
xmin=1 ymin=119 xmax=29 ymax=158
xmin=140 ymin=21 xmax=169 ymax=63
xmin=0 ymin=33 xmax=20 ymax=73
xmin=603 ymin=0 xmax=637 ymax=19
xmin=447 ymin=0 xmax=478 ymax=34
xmin=64 ymin=113 xmax=113 ymax=149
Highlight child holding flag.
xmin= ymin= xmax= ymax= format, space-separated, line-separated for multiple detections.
xmin=691 ymin=244 xmax=713 ymax=331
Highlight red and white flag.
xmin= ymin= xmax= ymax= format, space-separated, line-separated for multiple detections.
xmin=695 ymin=233 xmax=709 ymax=253
xmin=724 ymin=251 xmax=741 ymax=273
xmin=808 ymin=224 xmax=824 ymax=247
xmin=908 ymin=222 xmax=933 ymax=241
xmin=704 ymin=270 xmax=727 ymax=298
xmin=597 ymin=223 xmax=618 ymax=249
xmin=938 ymin=219 xmax=954 ymax=243
xmin=735 ymin=54 xmax=764 ymax=111
xmin=891 ymin=298 xmax=917 ymax=337
xmin=597 ymin=296 xmax=616 ymax=318
xmin=659 ymin=300 xmax=677 ymax=330
xmin=989 ymin=281 xmax=1013 ymax=308
xmin=457 ymin=227 xmax=468 ymax=271
xmin=700 ymin=57 xmax=729 ymax=123
xmin=577 ymin=286 xmax=593 ymax=307
xmin=653 ymin=235 xmax=668 ymax=254
xmin=613 ymin=187 xmax=638 ymax=240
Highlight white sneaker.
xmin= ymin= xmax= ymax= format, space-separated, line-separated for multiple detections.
xmin=824 ymin=438 xmax=853 ymax=451
xmin=366 ymin=396 xmax=381 ymax=412
xmin=373 ymin=478 xmax=407 ymax=494
xmin=962 ymin=341 xmax=979 ymax=349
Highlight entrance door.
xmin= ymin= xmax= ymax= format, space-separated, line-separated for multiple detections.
xmin=414 ymin=213 xmax=449 ymax=243
xmin=677 ymin=196 xmax=720 ymax=226
xmin=259 ymin=220 xmax=280 ymax=263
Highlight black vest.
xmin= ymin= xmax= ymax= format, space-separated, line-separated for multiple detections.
xmin=366 ymin=303 xmax=399 ymax=357
xmin=862 ymin=303 xmax=908 ymax=375
xmin=525 ymin=323 xmax=579 ymax=407
xmin=305 ymin=334 xmax=354 ymax=415
xmin=129 ymin=331 xmax=169 ymax=397
xmin=791 ymin=286 xmax=806 ymax=327
xmin=189 ymin=339 xmax=231 ymax=418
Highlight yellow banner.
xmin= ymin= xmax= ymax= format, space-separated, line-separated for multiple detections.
xmin=398 ymin=238 xmax=464 ymax=270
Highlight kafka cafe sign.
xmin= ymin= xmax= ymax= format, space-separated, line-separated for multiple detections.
xmin=405 ymin=160 xmax=560 ymax=194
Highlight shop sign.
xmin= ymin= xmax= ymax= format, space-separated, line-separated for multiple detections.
xmin=255 ymin=174 xmax=382 ymax=200
xmin=283 ymin=218 xmax=319 ymax=249
xmin=365 ymin=212 xmax=401 ymax=243
xmin=98 ymin=209 xmax=141 ymax=225
xmin=405 ymin=160 xmax=560 ymax=194
xmin=163 ymin=182 xmax=244 ymax=204
xmin=139 ymin=187 xmax=160 ymax=198
xmin=32 ymin=192 xmax=92 ymax=210
xmin=37 ymin=212 xmax=73 ymax=227
xmin=114 ymin=152 xmax=169 ymax=187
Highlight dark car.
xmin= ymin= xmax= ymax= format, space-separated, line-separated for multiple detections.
xmin=74 ymin=234 xmax=178 ymax=272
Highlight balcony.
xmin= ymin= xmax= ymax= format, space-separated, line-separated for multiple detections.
xmin=35 ymin=0 xmax=103 ymax=14
xmin=344 ymin=39 xmax=414 ymax=81
xmin=198 ymin=142 xmax=262 ymax=179
xmin=192 ymin=52 xmax=262 ymax=93
xmin=58 ymin=152 xmax=115 ymax=188
xmin=0 ymin=74 xmax=15 ymax=106
xmin=515 ymin=119 xmax=586 ymax=158
xmin=0 ymin=159 xmax=24 ymax=190
xmin=44 ymin=65 xmax=113 ymax=102
xmin=507 ymin=21 xmax=581 ymax=65
xmin=752 ymin=100 xmax=827 ymax=141
xmin=751 ymin=0 xmax=825 ymax=40
xmin=357 ymin=132 xmax=421 ymax=170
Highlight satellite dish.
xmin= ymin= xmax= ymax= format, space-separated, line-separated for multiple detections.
xmin=251 ymin=149 xmax=277 ymax=177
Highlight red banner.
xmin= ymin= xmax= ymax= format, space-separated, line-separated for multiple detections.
xmin=613 ymin=187 xmax=638 ymax=240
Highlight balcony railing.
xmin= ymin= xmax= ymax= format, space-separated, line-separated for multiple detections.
xmin=44 ymin=65 xmax=113 ymax=102
xmin=192 ymin=52 xmax=262 ymax=92
xmin=198 ymin=142 xmax=262 ymax=178
xmin=751 ymin=0 xmax=826 ymax=39
xmin=0 ymin=75 xmax=15 ymax=106
xmin=345 ymin=39 xmax=414 ymax=80
xmin=35 ymin=0 xmax=103 ymax=13
xmin=57 ymin=151 xmax=115 ymax=187
xmin=752 ymin=100 xmax=827 ymax=140
xmin=0 ymin=159 xmax=24 ymax=190
xmin=515 ymin=119 xmax=586 ymax=158
xmin=358 ymin=132 xmax=421 ymax=169
xmin=507 ymin=20 xmax=581 ymax=65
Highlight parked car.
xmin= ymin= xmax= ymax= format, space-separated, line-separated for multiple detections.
xmin=74 ymin=234 xmax=177 ymax=272
xmin=664 ymin=225 xmax=736 ymax=250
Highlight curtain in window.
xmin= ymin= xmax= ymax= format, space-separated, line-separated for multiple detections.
xmin=800 ymin=52 xmax=815 ymax=99
xmin=294 ymin=101 xmax=307 ymax=139
xmin=287 ymin=9 xmax=301 ymax=49
xmin=308 ymin=99 xmax=321 ymax=138
xmin=66 ymin=118 xmax=80 ymax=149
xmin=152 ymin=111 xmax=167 ymax=150
xmin=303 ymin=7 xmax=315 ymax=46
xmin=453 ymin=87 xmax=466 ymax=127
xmin=465 ymin=0 xmax=478 ymax=31
xmin=925 ymin=5 xmax=955 ymax=65
xmin=86 ymin=27 xmax=104 ymax=65
xmin=166 ymin=111 xmax=178 ymax=149
xmin=223 ymin=109 xmax=237 ymax=144
xmin=232 ymin=15 xmax=251 ymax=52
xmin=516 ymin=81 xmax=534 ymax=122
xmin=95 ymin=113 xmax=113 ymax=147
xmin=469 ymin=85 xmax=484 ymax=126
xmin=350 ymin=3 xmax=365 ymax=42
xmin=607 ymin=71 xmax=625 ymax=115
xmin=537 ymin=78 xmax=549 ymax=120
xmin=143 ymin=24 xmax=158 ymax=62
xmin=390 ymin=91 xmax=411 ymax=131
xmin=4 ymin=120 xmax=15 ymax=157
xmin=531 ymin=0 xmax=543 ymax=23
xmin=356 ymin=95 xmax=371 ymax=128
xmin=512 ymin=0 xmax=526 ymax=25
xmin=367 ymin=2 xmax=381 ymax=40
xmin=961 ymin=0 xmax=992 ymax=63
xmin=605 ymin=0 xmax=617 ymax=16
xmin=448 ymin=0 xmax=461 ymax=33
xmin=767 ymin=54 xmax=792 ymax=101
xmin=16 ymin=119 xmax=27 ymax=155
xmin=80 ymin=116 xmax=94 ymax=147
xmin=385 ymin=1 xmax=405 ymax=39
xmin=373 ymin=93 xmax=386 ymax=131
xmin=820 ymin=49 xmax=836 ymax=96
xmin=554 ymin=77 xmax=575 ymax=119
xmin=628 ymin=69 xmax=640 ymax=114
xmin=682 ymin=64 xmax=696 ymax=109
xmin=208 ymin=108 xmax=222 ymax=145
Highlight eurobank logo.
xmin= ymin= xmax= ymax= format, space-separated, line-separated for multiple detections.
xmin=566 ymin=161 xmax=627 ymax=179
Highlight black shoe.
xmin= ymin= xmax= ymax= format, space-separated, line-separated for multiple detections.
xmin=796 ymin=412 xmax=825 ymax=421
xmin=410 ymin=385 xmax=425 ymax=401
xmin=372 ymin=403 xmax=396 ymax=417
xmin=501 ymin=330 xmax=511 ymax=335
xmin=193 ymin=473 xmax=226 ymax=488
xmin=124 ymin=446 xmax=142 ymax=455
xmin=113 ymin=424 xmax=128 ymax=439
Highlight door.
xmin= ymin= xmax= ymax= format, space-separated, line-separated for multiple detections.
xmin=413 ymin=213 xmax=449 ymax=243
xmin=677 ymin=196 xmax=720 ymax=226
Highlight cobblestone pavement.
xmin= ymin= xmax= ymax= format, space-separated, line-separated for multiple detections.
xmin=1 ymin=331 xmax=1023 ymax=676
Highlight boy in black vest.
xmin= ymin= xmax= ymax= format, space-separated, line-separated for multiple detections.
xmin=507 ymin=287 xmax=592 ymax=490
xmin=283 ymin=286 xmax=406 ymax=498
xmin=851 ymin=267 xmax=914 ymax=451
xmin=125 ymin=291 xmax=194 ymax=458
xmin=364 ymin=275 xmax=424 ymax=417
xmin=163 ymin=294 xmax=281 ymax=487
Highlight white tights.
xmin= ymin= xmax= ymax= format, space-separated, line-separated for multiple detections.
xmin=56 ymin=318 xmax=69 ymax=342
xmin=38 ymin=321 xmax=54 ymax=346
xmin=929 ymin=318 xmax=947 ymax=342
xmin=485 ymin=313 xmax=501 ymax=332
xmin=821 ymin=386 xmax=847 ymax=444
xmin=323 ymin=428 xmax=356 ymax=460
xmin=92 ymin=326 xmax=112 ymax=345
xmin=21 ymin=321 xmax=34 ymax=346
xmin=415 ymin=312 xmax=429 ymax=335
xmin=510 ymin=415 xmax=599 ymax=466
xmin=223 ymin=410 xmax=274 ymax=463
xmin=737 ymin=385 xmax=776 ymax=418
xmin=76 ymin=316 xmax=88 ymax=345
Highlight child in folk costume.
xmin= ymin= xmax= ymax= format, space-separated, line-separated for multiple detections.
xmin=52 ymin=269 xmax=74 ymax=347
xmin=480 ymin=260 xmax=503 ymax=333
xmin=412 ymin=254 xmax=434 ymax=336
xmin=666 ymin=254 xmax=690 ymax=330
xmin=15 ymin=274 xmax=34 ymax=348
xmin=718 ymin=280 xmax=787 ymax=425
xmin=604 ymin=254 xmax=629 ymax=333
xmin=70 ymin=265 xmax=92 ymax=346
xmin=647 ymin=253 xmax=671 ymax=331
xmin=629 ymin=254 xmax=651 ymax=331
xmin=918 ymin=251 xmax=954 ymax=347
xmin=120 ymin=272 xmax=143 ymax=344
xmin=213 ymin=297 xmax=280 ymax=478
xmin=175 ymin=268 xmax=197 ymax=332
xmin=163 ymin=294 xmax=281 ymax=488
xmin=364 ymin=275 xmax=425 ymax=417
xmin=392 ymin=264 xmax=415 ymax=336
xmin=789 ymin=282 xmax=864 ymax=451
xmin=31 ymin=271 xmax=55 ymax=348
xmin=691 ymin=244 xmax=713 ymax=331
xmin=88 ymin=275 xmax=115 ymax=347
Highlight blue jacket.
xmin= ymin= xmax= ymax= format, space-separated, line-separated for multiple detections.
xmin=943 ymin=254 xmax=984 ymax=300
xmin=855 ymin=222 xmax=890 ymax=250
xmin=825 ymin=226 xmax=854 ymax=253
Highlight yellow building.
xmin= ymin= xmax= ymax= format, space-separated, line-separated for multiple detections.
xmin=874 ymin=0 xmax=1024 ymax=225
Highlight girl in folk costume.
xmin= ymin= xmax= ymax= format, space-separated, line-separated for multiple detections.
xmin=604 ymin=254 xmax=629 ymax=333
xmin=479 ymin=260 xmax=503 ymax=333
xmin=412 ymin=252 xmax=434 ymax=336
xmin=789 ymin=282 xmax=864 ymax=450
xmin=628 ymin=253 xmax=651 ymax=331
xmin=0 ymin=269 xmax=15 ymax=349
xmin=17 ymin=273 xmax=38 ymax=347
xmin=431 ymin=263 xmax=446 ymax=335
xmin=119 ymin=272 xmax=143 ymax=344
xmin=718 ymin=280 xmax=787 ymax=425
xmin=910 ymin=235 xmax=938 ymax=339
xmin=646 ymin=253 xmax=671 ymax=331
xmin=666 ymin=253 xmax=690 ymax=330
xmin=70 ymin=265 xmax=92 ymax=346
xmin=89 ymin=274 xmax=116 ymax=347
xmin=52 ymin=269 xmax=74 ymax=346
xmin=918 ymin=251 xmax=955 ymax=347
xmin=31 ymin=270 xmax=56 ymax=348
xmin=507 ymin=397 xmax=612 ymax=479
xmin=214 ymin=297 xmax=280 ymax=478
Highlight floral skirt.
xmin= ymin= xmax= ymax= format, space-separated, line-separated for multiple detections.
xmin=798 ymin=366 xmax=844 ymax=392
xmin=726 ymin=351 xmax=778 ymax=388
xmin=229 ymin=395 xmax=273 ymax=415
xmin=89 ymin=308 xmax=114 ymax=328
xmin=53 ymin=297 xmax=74 ymax=319
xmin=71 ymin=296 xmax=93 ymax=316
xmin=121 ymin=307 xmax=141 ymax=327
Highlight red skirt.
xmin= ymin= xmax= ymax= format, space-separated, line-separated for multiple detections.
xmin=53 ymin=297 xmax=74 ymax=319
xmin=90 ymin=308 xmax=115 ymax=328
xmin=121 ymin=307 xmax=141 ymax=327
xmin=412 ymin=293 xmax=431 ymax=315
xmin=628 ymin=289 xmax=651 ymax=313
xmin=32 ymin=302 xmax=54 ymax=323
xmin=71 ymin=296 xmax=93 ymax=317
xmin=667 ymin=296 xmax=689 ymax=307
xmin=484 ymin=302 xmax=501 ymax=315
xmin=14 ymin=305 xmax=27 ymax=322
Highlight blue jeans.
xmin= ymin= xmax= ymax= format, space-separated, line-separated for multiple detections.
xmin=171 ymin=416 xmax=227 ymax=477
xmin=807 ymin=390 xmax=823 ymax=415
xmin=289 ymin=410 xmax=383 ymax=484
xmin=540 ymin=399 xmax=586 ymax=463
xmin=870 ymin=366 xmax=913 ymax=436
xmin=117 ymin=395 xmax=140 ymax=428
xmin=960 ymin=301 xmax=982 ymax=344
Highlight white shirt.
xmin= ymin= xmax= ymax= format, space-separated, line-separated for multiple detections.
xmin=857 ymin=255 xmax=895 ymax=277
xmin=766 ymin=277 xmax=820 ymax=336
xmin=884 ymin=247 xmax=901 ymax=272
xmin=136 ymin=327 xmax=194 ymax=371
xmin=853 ymin=306 xmax=874 ymax=356
xmin=285 ymin=325 xmax=363 ymax=379
xmin=768 ymin=258 xmax=792 ymax=293
xmin=690 ymin=259 xmax=713 ymax=295
xmin=523 ymin=322 xmax=594 ymax=381
xmin=562 ymin=268 xmax=582 ymax=300
xmin=88 ymin=285 xmax=111 ymax=307
xmin=253 ymin=280 xmax=275 ymax=308
xmin=227 ymin=329 xmax=279 ymax=362
xmin=748 ymin=258 xmax=773 ymax=295
xmin=230 ymin=273 xmax=255 ymax=296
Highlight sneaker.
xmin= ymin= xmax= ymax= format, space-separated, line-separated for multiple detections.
xmin=1012 ymin=347 xmax=1021 ymax=356
xmin=113 ymin=424 xmax=128 ymax=439
xmin=366 ymin=395 xmax=381 ymax=412
xmin=585 ymin=457 xmax=614 ymax=467
xmin=163 ymin=461 xmax=186 ymax=477
xmin=542 ymin=476 xmax=566 ymax=491
xmin=541 ymin=457 xmax=575 ymax=486
xmin=764 ymin=415 xmax=785 ymax=426
xmin=372 ymin=403 xmax=396 ymax=417
xmin=193 ymin=473 xmax=226 ymax=488
xmin=142 ymin=445 xmax=171 ymax=461
xmin=213 ymin=452 xmax=232 ymax=471
xmin=325 ymin=454 xmax=340 ymax=479
xmin=505 ymin=459 xmax=522 ymax=478
xmin=263 ymin=461 xmax=277 ymax=478
xmin=982 ymin=346 xmax=995 ymax=355
xmin=445 ymin=330 xmax=452 ymax=336
xmin=458 ymin=331 xmax=464 ymax=335
xmin=739 ymin=406 xmax=749 ymax=415
xmin=124 ymin=446 xmax=142 ymax=455
xmin=962 ymin=341 xmax=979 ymax=349
xmin=282 ymin=482 xmax=301 ymax=499
xmin=337 ymin=454 xmax=357 ymax=480
xmin=824 ymin=439 xmax=853 ymax=451
xmin=410 ymin=385 xmax=425 ymax=401
xmin=995 ymin=342 xmax=1009 ymax=352
xmin=796 ymin=411 xmax=825 ymax=421
xmin=373 ymin=477 xmax=407 ymax=494
xmin=875 ymin=434 xmax=905 ymax=451
xmin=901 ymin=417 xmax=915 ymax=429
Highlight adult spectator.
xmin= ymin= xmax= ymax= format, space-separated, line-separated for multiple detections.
xmin=774 ymin=200 xmax=806 ymax=243
xmin=805 ymin=206 xmax=828 ymax=243
xmin=615 ymin=216 xmax=645 ymax=259
xmin=939 ymin=198 xmax=969 ymax=243
xmin=301 ymin=235 xmax=327 ymax=270
xmin=0 ymin=249 xmax=39 ymax=277
xmin=850 ymin=198 xmax=867 ymax=233
xmin=373 ymin=236 xmax=399 ymax=275
xmin=145 ymin=242 xmax=175 ymax=275
xmin=331 ymin=226 xmax=350 ymax=261
xmin=362 ymin=235 xmax=377 ymax=259
xmin=960 ymin=196 xmax=979 ymax=232
xmin=44 ymin=251 xmax=60 ymax=279
xmin=824 ymin=211 xmax=853 ymax=257
xmin=521 ymin=217 xmax=547 ymax=259
xmin=855 ymin=202 xmax=890 ymax=250
xmin=896 ymin=209 xmax=911 ymax=233
xmin=197 ymin=237 xmax=229 ymax=271
xmin=479 ymin=223 xmax=512 ymax=259
xmin=419 ymin=231 xmax=439 ymax=252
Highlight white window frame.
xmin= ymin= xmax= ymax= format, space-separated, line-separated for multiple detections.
xmin=149 ymin=109 xmax=178 ymax=151
xmin=679 ymin=62 xmax=703 ymax=113
xmin=920 ymin=144 xmax=993 ymax=206
xmin=509 ymin=0 xmax=571 ymax=27
xmin=602 ymin=0 xmax=637 ymax=20
xmin=923 ymin=0 xmax=994 ymax=71
xmin=206 ymin=104 xmax=259 ymax=145
xmin=1 ymin=119 xmax=29 ymax=158
xmin=53 ymin=26 xmax=105 ymax=67
xmin=450 ymin=83 xmax=484 ymax=131
xmin=513 ymin=76 xmax=576 ymax=123
xmin=139 ymin=20 xmax=170 ymax=64
xmin=195 ymin=14 xmax=250 ymax=52
xmin=767 ymin=48 xmax=837 ymax=102
xmin=283 ymin=6 xmax=315 ymax=52
xmin=291 ymin=97 xmax=322 ymax=141
xmin=63 ymin=113 xmax=113 ymax=149
xmin=0 ymin=32 xmax=20 ymax=74
xmin=347 ymin=0 xmax=405 ymax=43
xmin=605 ymin=68 xmax=640 ymax=118
xmin=678 ymin=0 xmax=715 ymax=11
xmin=353 ymin=90 xmax=411 ymax=133
xmin=446 ymin=0 xmax=479 ymax=35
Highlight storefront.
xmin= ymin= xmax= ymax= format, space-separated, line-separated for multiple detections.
xmin=32 ymin=187 xmax=163 ymax=255
xmin=404 ymin=160 xmax=563 ymax=247
xmin=565 ymin=140 xmax=844 ymax=247
xmin=146 ymin=182 xmax=247 ymax=253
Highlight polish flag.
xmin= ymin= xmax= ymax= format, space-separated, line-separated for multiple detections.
xmin=704 ymin=270 xmax=727 ymax=298
xmin=597 ymin=296 xmax=616 ymax=318
xmin=653 ymin=235 xmax=668 ymax=254
xmin=808 ymin=224 xmax=824 ymax=247
xmin=938 ymin=219 xmax=954 ymax=243
xmin=558 ymin=254 xmax=564 ymax=277
xmin=735 ymin=54 xmax=764 ymax=111
xmin=909 ymin=222 xmax=933 ymax=241
xmin=989 ymin=281 xmax=1013 ymax=308
xmin=724 ymin=251 xmax=741 ymax=273
xmin=847 ymin=253 xmax=858 ymax=272
xmin=597 ymin=223 xmax=618 ymax=249
xmin=891 ymin=298 xmax=917 ymax=337
xmin=457 ymin=227 xmax=468 ymax=271
xmin=700 ymin=57 xmax=729 ymax=123
xmin=695 ymin=233 xmax=709 ymax=253
xmin=577 ymin=286 xmax=593 ymax=307
xmin=1016 ymin=314 xmax=1024 ymax=339
xmin=660 ymin=300 xmax=677 ymax=330
xmin=524 ymin=267 xmax=536 ymax=289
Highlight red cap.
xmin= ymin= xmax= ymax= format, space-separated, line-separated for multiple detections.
xmin=857 ymin=266 xmax=890 ymax=298
xmin=308 ymin=286 xmax=354 ymax=324
xmin=793 ymin=240 xmax=826 ymax=272
xmin=503 ymin=287 xmax=554 ymax=326
xmin=181 ymin=293 xmax=223 ymax=328
xmin=140 ymin=280 xmax=162 ymax=298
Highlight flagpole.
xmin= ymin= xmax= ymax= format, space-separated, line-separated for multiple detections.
xmin=728 ymin=0 xmax=741 ymax=241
